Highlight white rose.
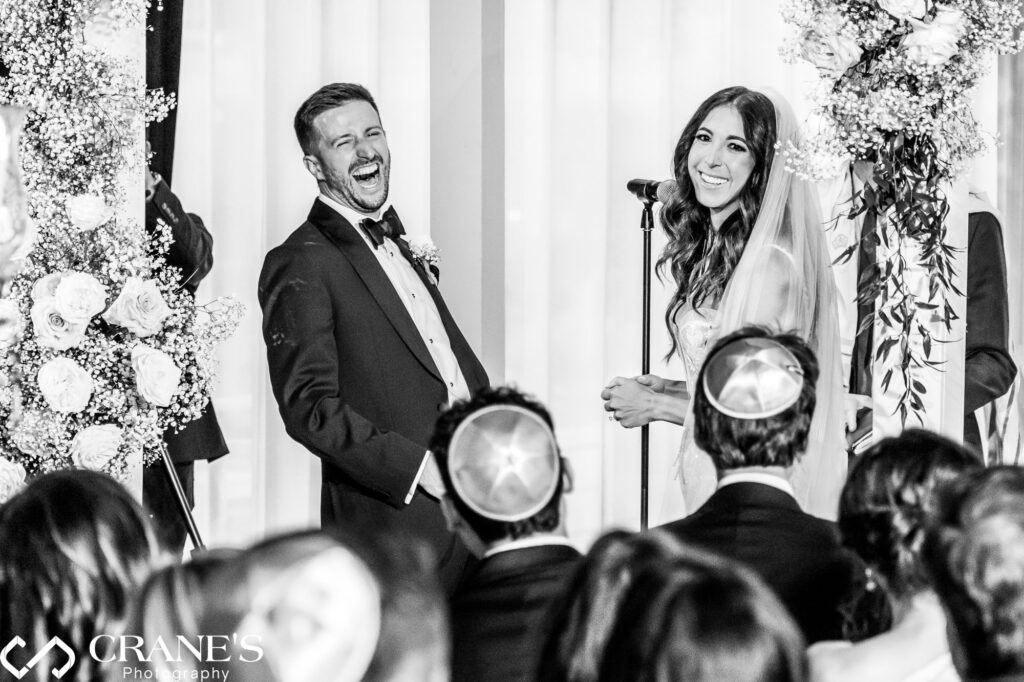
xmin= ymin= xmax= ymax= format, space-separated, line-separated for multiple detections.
xmin=903 ymin=6 xmax=965 ymax=67
xmin=65 ymin=193 xmax=113 ymax=232
xmin=799 ymin=26 xmax=862 ymax=77
xmin=30 ymin=297 xmax=87 ymax=350
xmin=32 ymin=272 xmax=64 ymax=301
xmin=103 ymin=277 xmax=173 ymax=337
xmin=877 ymin=0 xmax=927 ymax=20
xmin=0 ymin=298 xmax=25 ymax=347
xmin=0 ymin=456 xmax=26 ymax=502
xmin=54 ymin=272 xmax=108 ymax=324
xmin=71 ymin=424 xmax=123 ymax=469
xmin=37 ymin=356 xmax=94 ymax=413
xmin=131 ymin=343 xmax=181 ymax=406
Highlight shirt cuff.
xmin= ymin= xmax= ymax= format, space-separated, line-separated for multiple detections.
xmin=404 ymin=450 xmax=431 ymax=505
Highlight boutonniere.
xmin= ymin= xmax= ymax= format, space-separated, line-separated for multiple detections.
xmin=407 ymin=236 xmax=440 ymax=285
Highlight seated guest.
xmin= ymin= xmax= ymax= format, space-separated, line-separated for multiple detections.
xmin=924 ymin=466 xmax=1024 ymax=682
xmin=202 ymin=530 xmax=385 ymax=682
xmin=599 ymin=544 xmax=807 ymax=682
xmin=809 ymin=430 xmax=980 ymax=682
xmin=659 ymin=327 xmax=861 ymax=643
xmin=123 ymin=549 xmax=243 ymax=679
xmin=538 ymin=530 xmax=704 ymax=682
xmin=430 ymin=385 xmax=581 ymax=682
xmin=0 ymin=470 xmax=164 ymax=681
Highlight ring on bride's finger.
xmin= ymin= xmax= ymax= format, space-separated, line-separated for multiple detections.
xmin=608 ymin=416 xmax=615 ymax=422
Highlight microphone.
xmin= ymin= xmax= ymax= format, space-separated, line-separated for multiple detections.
xmin=626 ymin=178 xmax=676 ymax=204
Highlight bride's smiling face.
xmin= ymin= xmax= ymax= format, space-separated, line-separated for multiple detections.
xmin=686 ymin=105 xmax=755 ymax=228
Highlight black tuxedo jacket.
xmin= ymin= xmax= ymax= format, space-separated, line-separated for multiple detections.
xmin=659 ymin=481 xmax=860 ymax=644
xmin=450 ymin=543 xmax=582 ymax=682
xmin=147 ymin=178 xmax=228 ymax=464
xmin=259 ymin=199 xmax=489 ymax=588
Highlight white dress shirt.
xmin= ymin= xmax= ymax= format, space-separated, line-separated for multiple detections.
xmin=717 ymin=471 xmax=798 ymax=501
xmin=320 ymin=194 xmax=471 ymax=503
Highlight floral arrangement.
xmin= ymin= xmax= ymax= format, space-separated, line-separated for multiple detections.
xmin=0 ymin=0 xmax=242 ymax=500
xmin=782 ymin=0 xmax=1023 ymax=422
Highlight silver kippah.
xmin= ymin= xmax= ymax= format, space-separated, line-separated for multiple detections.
xmin=702 ymin=337 xmax=805 ymax=420
xmin=447 ymin=405 xmax=561 ymax=522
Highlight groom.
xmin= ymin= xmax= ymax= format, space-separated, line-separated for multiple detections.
xmin=259 ymin=83 xmax=488 ymax=592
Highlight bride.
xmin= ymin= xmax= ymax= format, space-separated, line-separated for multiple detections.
xmin=602 ymin=86 xmax=846 ymax=520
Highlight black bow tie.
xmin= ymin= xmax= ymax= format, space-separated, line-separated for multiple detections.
xmin=359 ymin=206 xmax=405 ymax=248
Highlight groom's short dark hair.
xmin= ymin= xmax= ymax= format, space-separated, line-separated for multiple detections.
xmin=294 ymin=83 xmax=381 ymax=155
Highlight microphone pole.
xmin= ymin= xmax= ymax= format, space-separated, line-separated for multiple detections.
xmin=640 ymin=199 xmax=653 ymax=530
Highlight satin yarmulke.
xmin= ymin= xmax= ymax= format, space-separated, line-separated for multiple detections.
xmin=701 ymin=337 xmax=805 ymax=420
xmin=447 ymin=405 xmax=561 ymax=522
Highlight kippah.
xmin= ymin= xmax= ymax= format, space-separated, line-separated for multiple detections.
xmin=447 ymin=405 xmax=561 ymax=522
xmin=702 ymin=337 xmax=805 ymax=420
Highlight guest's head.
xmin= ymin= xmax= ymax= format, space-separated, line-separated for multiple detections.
xmin=598 ymin=546 xmax=806 ymax=682
xmin=924 ymin=466 xmax=1024 ymax=680
xmin=840 ymin=429 xmax=980 ymax=629
xmin=431 ymin=385 xmax=570 ymax=557
xmin=362 ymin=537 xmax=449 ymax=682
xmin=693 ymin=327 xmax=818 ymax=473
xmin=0 ymin=469 xmax=163 ymax=679
xmin=202 ymin=530 xmax=384 ymax=682
xmin=124 ymin=549 xmax=243 ymax=677
xmin=658 ymin=86 xmax=777 ymax=327
xmin=538 ymin=530 xmax=686 ymax=682
xmin=295 ymin=82 xmax=390 ymax=213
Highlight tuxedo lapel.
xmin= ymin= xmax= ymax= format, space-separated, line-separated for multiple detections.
xmin=394 ymin=234 xmax=488 ymax=390
xmin=307 ymin=200 xmax=443 ymax=384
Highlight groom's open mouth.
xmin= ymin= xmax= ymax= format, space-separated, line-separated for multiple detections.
xmin=351 ymin=162 xmax=382 ymax=190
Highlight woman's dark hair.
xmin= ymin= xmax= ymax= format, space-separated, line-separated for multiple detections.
xmin=0 ymin=469 xmax=163 ymax=681
xmin=597 ymin=546 xmax=806 ymax=682
xmin=294 ymin=82 xmax=380 ymax=154
xmin=430 ymin=385 xmax=563 ymax=544
xmin=923 ymin=466 xmax=1024 ymax=680
xmin=537 ymin=530 xmax=686 ymax=682
xmin=838 ymin=429 xmax=981 ymax=636
xmin=657 ymin=86 xmax=777 ymax=359
xmin=692 ymin=327 xmax=818 ymax=470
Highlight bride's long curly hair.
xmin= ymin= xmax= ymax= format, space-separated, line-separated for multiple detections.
xmin=657 ymin=86 xmax=777 ymax=358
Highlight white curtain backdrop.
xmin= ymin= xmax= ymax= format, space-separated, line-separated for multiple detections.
xmin=175 ymin=0 xmax=1003 ymax=549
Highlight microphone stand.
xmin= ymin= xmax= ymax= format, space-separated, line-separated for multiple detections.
xmin=159 ymin=441 xmax=206 ymax=552
xmin=639 ymin=200 xmax=655 ymax=530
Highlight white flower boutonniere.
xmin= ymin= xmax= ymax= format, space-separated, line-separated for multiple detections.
xmin=407 ymin=236 xmax=440 ymax=286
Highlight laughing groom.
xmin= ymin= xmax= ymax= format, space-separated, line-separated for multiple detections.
xmin=259 ymin=83 xmax=489 ymax=592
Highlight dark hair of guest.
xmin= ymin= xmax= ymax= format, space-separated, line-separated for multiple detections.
xmin=537 ymin=529 xmax=686 ymax=682
xmin=430 ymin=385 xmax=563 ymax=545
xmin=838 ymin=429 xmax=980 ymax=637
xmin=0 ymin=469 xmax=162 ymax=680
xmin=294 ymin=82 xmax=380 ymax=155
xmin=657 ymin=86 xmax=777 ymax=359
xmin=692 ymin=327 xmax=818 ymax=470
xmin=923 ymin=466 xmax=1024 ymax=680
xmin=597 ymin=547 xmax=806 ymax=682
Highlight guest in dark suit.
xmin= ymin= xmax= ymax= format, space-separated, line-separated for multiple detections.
xmin=430 ymin=386 xmax=581 ymax=682
xmin=259 ymin=83 xmax=488 ymax=594
xmin=659 ymin=327 xmax=860 ymax=644
xmin=143 ymin=161 xmax=228 ymax=553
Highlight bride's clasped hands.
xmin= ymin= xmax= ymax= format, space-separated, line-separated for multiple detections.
xmin=601 ymin=375 xmax=690 ymax=428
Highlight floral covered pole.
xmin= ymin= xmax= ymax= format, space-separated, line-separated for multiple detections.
xmin=0 ymin=1 xmax=242 ymax=501
xmin=782 ymin=0 xmax=1022 ymax=433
